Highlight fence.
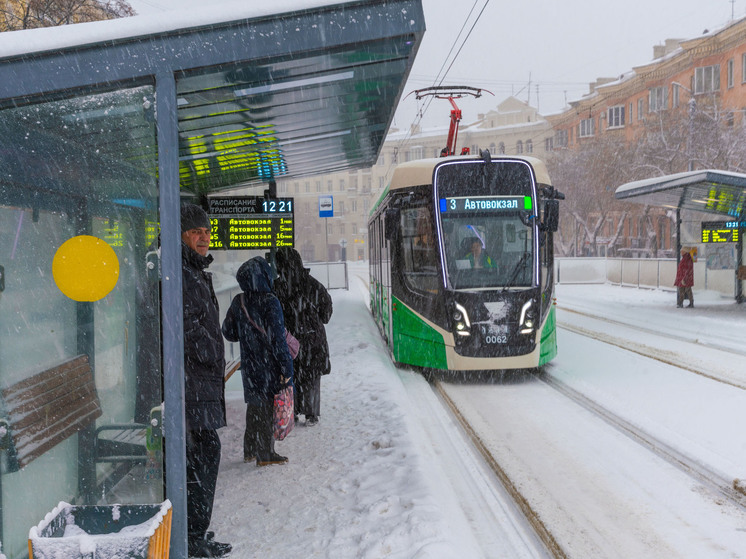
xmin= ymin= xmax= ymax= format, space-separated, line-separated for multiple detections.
xmin=556 ymin=257 xmax=736 ymax=297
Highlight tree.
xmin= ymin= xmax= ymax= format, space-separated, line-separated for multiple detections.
xmin=1 ymin=0 xmax=134 ymax=32
xmin=547 ymin=134 xmax=637 ymax=257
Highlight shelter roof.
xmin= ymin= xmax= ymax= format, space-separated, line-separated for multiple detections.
xmin=614 ymin=169 xmax=746 ymax=218
xmin=0 ymin=0 xmax=424 ymax=196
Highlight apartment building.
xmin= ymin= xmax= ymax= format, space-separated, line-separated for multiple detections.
xmin=277 ymin=96 xmax=554 ymax=262
xmin=545 ymin=16 xmax=746 ymax=257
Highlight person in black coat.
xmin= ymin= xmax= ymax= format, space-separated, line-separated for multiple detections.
xmin=180 ymin=203 xmax=231 ymax=558
xmin=274 ymin=248 xmax=333 ymax=426
xmin=222 ymin=256 xmax=294 ymax=465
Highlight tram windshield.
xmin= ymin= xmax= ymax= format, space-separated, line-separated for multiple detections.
xmin=435 ymin=160 xmax=536 ymax=290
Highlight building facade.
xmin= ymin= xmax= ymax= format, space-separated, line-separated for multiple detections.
xmin=546 ymin=16 xmax=746 ymax=257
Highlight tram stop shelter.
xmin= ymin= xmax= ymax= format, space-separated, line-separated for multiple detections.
xmin=0 ymin=1 xmax=424 ymax=557
xmin=615 ymin=169 xmax=746 ymax=302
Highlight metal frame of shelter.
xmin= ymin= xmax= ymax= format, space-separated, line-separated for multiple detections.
xmin=0 ymin=2 xmax=424 ymax=556
xmin=615 ymin=169 xmax=746 ymax=302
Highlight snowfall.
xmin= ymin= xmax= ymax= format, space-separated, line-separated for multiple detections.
xmin=198 ymin=261 xmax=746 ymax=559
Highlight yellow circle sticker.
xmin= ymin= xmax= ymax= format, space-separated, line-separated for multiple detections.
xmin=52 ymin=235 xmax=120 ymax=302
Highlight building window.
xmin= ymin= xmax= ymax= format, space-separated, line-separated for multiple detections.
xmin=742 ymin=53 xmax=746 ymax=83
xmin=579 ymin=118 xmax=594 ymax=137
xmin=638 ymin=98 xmax=644 ymax=119
xmin=339 ymin=179 xmax=345 ymax=192
xmin=728 ymin=58 xmax=734 ymax=88
xmin=694 ymin=64 xmax=720 ymax=94
xmin=649 ymin=87 xmax=668 ymax=112
xmin=315 ymin=180 xmax=321 ymax=192
xmin=516 ymin=140 xmax=523 ymax=154
xmin=377 ymin=155 xmax=385 ymax=166
xmin=526 ymin=139 xmax=533 ymax=153
xmin=327 ymin=180 xmax=333 ymax=192
xmin=555 ymin=130 xmax=568 ymax=148
xmin=305 ymin=181 xmax=310 ymax=193
xmin=410 ymin=146 xmax=423 ymax=160
xmin=607 ymin=105 xmax=625 ymax=128
xmin=672 ymin=84 xmax=681 ymax=108
xmin=498 ymin=142 xmax=505 ymax=154
xmin=294 ymin=182 xmax=299 ymax=194
xmin=545 ymin=137 xmax=554 ymax=152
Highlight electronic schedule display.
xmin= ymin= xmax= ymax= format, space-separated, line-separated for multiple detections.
xmin=208 ymin=196 xmax=294 ymax=250
xmin=701 ymin=220 xmax=743 ymax=243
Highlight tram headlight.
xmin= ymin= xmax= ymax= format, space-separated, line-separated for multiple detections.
xmin=453 ymin=302 xmax=471 ymax=336
xmin=518 ymin=300 xmax=535 ymax=335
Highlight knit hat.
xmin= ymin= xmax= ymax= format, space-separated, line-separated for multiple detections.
xmin=181 ymin=203 xmax=210 ymax=233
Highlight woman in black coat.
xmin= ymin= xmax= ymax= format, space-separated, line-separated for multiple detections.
xmin=274 ymin=248 xmax=333 ymax=425
xmin=222 ymin=256 xmax=294 ymax=465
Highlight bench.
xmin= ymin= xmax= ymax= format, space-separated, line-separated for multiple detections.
xmin=0 ymin=355 xmax=102 ymax=472
xmin=0 ymin=354 xmax=240 ymax=474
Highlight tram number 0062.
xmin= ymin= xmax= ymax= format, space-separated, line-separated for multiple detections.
xmin=485 ymin=334 xmax=507 ymax=344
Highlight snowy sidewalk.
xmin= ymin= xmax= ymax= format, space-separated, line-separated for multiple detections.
xmin=210 ymin=281 xmax=481 ymax=559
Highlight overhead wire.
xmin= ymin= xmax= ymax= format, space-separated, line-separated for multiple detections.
xmin=387 ymin=0 xmax=491 ymax=178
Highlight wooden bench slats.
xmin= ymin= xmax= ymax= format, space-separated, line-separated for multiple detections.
xmin=3 ymin=355 xmax=90 ymax=399
xmin=2 ymin=354 xmax=102 ymax=470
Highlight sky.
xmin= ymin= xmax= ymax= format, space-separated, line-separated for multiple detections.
xmin=124 ymin=0 xmax=745 ymax=129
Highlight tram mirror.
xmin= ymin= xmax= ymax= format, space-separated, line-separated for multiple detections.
xmin=544 ymin=199 xmax=560 ymax=232
xmin=384 ymin=208 xmax=400 ymax=240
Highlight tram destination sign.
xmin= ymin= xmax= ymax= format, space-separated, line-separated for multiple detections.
xmin=440 ymin=195 xmax=532 ymax=213
xmin=701 ymin=220 xmax=743 ymax=243
xmin=207 ymin=196 xmax=294 ymax=250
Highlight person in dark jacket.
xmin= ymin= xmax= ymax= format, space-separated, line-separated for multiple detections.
xmin=180 ymin=203 xmax=232 ymax=558
xmin=674 ymin=247 xmax=695 ymax=308
xmin=222 ymin=256 xmax=294 ymax=466
xmin=274 ymin=248 xmax=333 ymax=426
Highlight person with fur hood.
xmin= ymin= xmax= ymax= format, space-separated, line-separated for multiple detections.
xmin=273 ymin=248 xmax=333 ymax=426
xmin=222 ymin=256 xmax=294 ymax=466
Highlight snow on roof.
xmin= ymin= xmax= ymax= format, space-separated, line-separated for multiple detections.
xmin=0 ymin=0 xmax=345 ymax=59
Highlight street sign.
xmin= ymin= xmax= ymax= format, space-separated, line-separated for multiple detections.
xmin=319 ymin=195 xmax=333 ymax=218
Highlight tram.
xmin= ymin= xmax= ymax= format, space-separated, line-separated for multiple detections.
xmin=368 ymin=151 xmax=564 ymax=373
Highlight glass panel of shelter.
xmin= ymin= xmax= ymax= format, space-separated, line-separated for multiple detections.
xmin=0 ymin=85 xmax=162 ymax=557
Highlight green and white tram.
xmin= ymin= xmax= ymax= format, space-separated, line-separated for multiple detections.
xmin=368 ymin=151 xmax=564 ymax=373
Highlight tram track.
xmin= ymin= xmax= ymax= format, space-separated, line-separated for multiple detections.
xmin=539 ymin=371 xmax=746 ymax=509
xmin=433 ymin=380 xmax=570 ymax=559
xmin=556 ymin=307 xmax=746 ymax=391
xmin=435 ymin=364 xmax=746 ymax=559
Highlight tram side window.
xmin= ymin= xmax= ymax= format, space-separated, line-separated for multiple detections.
xmin=401 ymin=206 xmax=439 ymax=293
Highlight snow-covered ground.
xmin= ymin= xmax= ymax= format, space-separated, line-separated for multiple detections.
xmin=210 ymin=264 xmax=746 ymax=558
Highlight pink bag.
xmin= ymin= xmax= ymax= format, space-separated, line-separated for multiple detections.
xmin=285 ymin=329 xmax=300 ymax=359
xmin=273 ymin=385 xmax=295 ymax=440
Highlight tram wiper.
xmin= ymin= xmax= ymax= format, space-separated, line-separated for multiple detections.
xmin=502 ymin=252 xmax=529 ymax=292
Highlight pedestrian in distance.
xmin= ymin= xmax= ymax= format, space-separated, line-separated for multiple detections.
xmin=674 ymin=247 xmax=695 ymax=308
xmin=273 ymin=248 xmax=333 ymax=426
xmin=222 ymin=256 xmax=294 ymax=466
xmin=180 ymin=202 xmax=232 ymax=558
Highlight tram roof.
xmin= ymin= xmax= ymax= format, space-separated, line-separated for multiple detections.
xmin=614 ymin=169 xmax=746 ymax=217
xmin=0 ymin=0 xmax=425 ymax=196
xmin=389 ymin=155 xmax=553 ymax=191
